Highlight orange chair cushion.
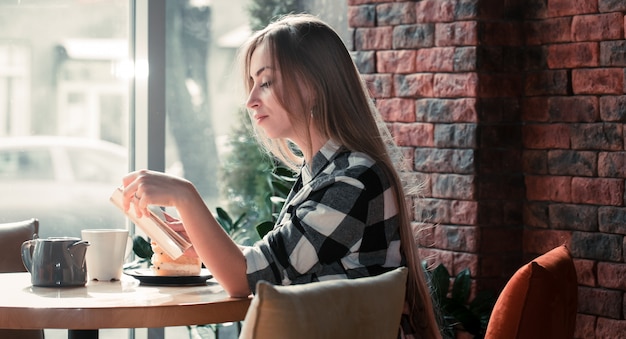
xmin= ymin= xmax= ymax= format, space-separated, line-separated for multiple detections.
xmin=485 ymin=245 xmax=578 ymax=339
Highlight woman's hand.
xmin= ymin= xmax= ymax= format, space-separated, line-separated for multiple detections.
xmin=121 ymin=169 xmax=194 ymax=218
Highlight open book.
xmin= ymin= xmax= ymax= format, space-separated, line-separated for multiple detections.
xmin=109 ymin=187 xmax=192 ymax=259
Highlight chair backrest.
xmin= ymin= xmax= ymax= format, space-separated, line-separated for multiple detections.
xmin=0 ymin=218 xmax=39 ymax=273
xmin=239 ymin=267 xmax=408 ymax=339
xmin=0 ymin=218 xmax=44 ymax=339
xmin=485 ymin=245 xmax=578 ymax=339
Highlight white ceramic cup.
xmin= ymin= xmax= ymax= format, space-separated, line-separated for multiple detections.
xmin=81 ymin=229 xmax=131 ymax=281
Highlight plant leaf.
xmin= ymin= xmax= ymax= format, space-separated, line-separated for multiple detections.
xmin=132 ymin=235 xmax=153 ymax=259
xmin=430 ymin=264 xmax=451 ymax=301
xmin=255 ymin=221 xmax=274 ymax=239
xmin=451 ymin=268 xmax=471 ymax=303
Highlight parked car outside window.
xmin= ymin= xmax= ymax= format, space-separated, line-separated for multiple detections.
xmin=0 ymin=136 xmax=128 ymax=238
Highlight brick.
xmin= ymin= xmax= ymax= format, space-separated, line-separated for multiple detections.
xmin=347 ymin=0 xmax=387 ymax=5
xmin=482 ymin=21 xmax=523 ymax=46
xmin=522 ymin=229 xmax=572 ymax=254
xmin=599 ymin=95 xmax=626 ymax=122
xmin=376 ymin=2 xmax=415 ymax=26
xmin=450 ymin=200 xmax=478 ymax=225
xmin=376 ymin=50 xmax=416 ymax=73
xmin=522 ymin=150 xmax=548 ymax=174
xmin=434 ymin=225 xmax=478 ymax=251
xmin=414 ymin=148 xmax=474 ymax=173
xmin=598 ymin=0 xmax=626 ymax=12
xmin=565 ymin=100 xmax=611 ymax=127
xmin=524 ymin=202 xmax=550 ymax=228
xmin=578 ymin=286 xmax=623 ymax=319
xmin=452 ymin=251 xmax=479 ymax=277
xmin=572 ymin=13 xmax=623 ymax=41
xmin=547 ymin=0 xmax=597 ymax=17
xmin=435 ymin=21 xmax=478 ymax=46
xmin=480 ymin=253 xmax=522 ymax=280
xmin=480 ymin=148 xmax=522 ymax=174
xmin=599 ymin=206 xmax=626 ymax=235
xmin=416 ymin=198 xmax=451 ymax=224
xmin=525 ymin=70 xmax=568 ymax=96
xmin=524 ymin=17 xmax=572 ymax=45
xmin=549 ymin=203 xmax=598 ymax=231
xmin=574 ymin=314 xmax=596 ymax=339
xmin=525 ymin=175 xmax=571 ymax=202
xmin=354 ymin=27 xmax=393 ymax=50
xmin=376 ymin=98 xmax=415 ymax=122
xmin=571 ymin=231 xmax=623 ymax=261
xmin=596 ymin=318 xmax=626 ymax=339
xmin=433 ymin=73 xmax=478 ymax=97
xmin=416 ymin=98 xmax=478 ymax=123
xmin=481 ymin=96 xmax=520 ymax=121
xmin=478 ymin=174 xmax=525 ymax=200
xmin=547 ymin=150 xmax=597 ymax=176
xmin=480 ymin=46 xmax=526 ymax=73
xmin=480 ymin=97 xmax=521 ymax=121
xmin=478 ymin=74 xmax=524 ymax=98
xmin=394 ymin=74 xmax=434 ymax=97
xmin=547 ymin=42 xmax=599 ymax=69
xmin=522 ymin=97 xmax=549 ymax=122
xmin=573 ymin=259 xmax=597 ymax=287
xmin=598 ymin=152 xmax=626 ymax=178
xmin=571 ymin=177 xmax=624 ymax=206
xmin=573 ymin=68 xmax=624 ymax=95
xmin=522 ymin=124 xmax=570 ymax=149
xmin=434 ymin=123 xmax=477 ymax=148
xmin=600 ymin=41 xmax=626 ymax=67
xmin=362 ymin=73 xmax=392 ymax=98
xmin=348 ymin=5 xmax=375 ymax=28
xmin=480 ymin=125 xmax=522 ymax=149
xmin=453 ymin=47 xmax=477 ymax=71
xmin=415 ymin=0 xmax=455 ymax=23
xmin=456 ymin=0 xmax=479 ymax=20
xmin=480 ymin=228 xmax=523 ymax=253
xmin=431 ymin=173 xmax=475 ymax=200
xmin=415 ymin=47 xmax=454 ymax=72
xmin=351 ymin=51 xmax=375 ymax=74
xmin=391 ymin=122 xmax=434 ymax=147
xmin=597 ymin=262 xmax=626 ymax=290
xmin=392 ymin=24 xmax=435 ymax=49
xmin=571 ymin=123 xmax=624 ymax=151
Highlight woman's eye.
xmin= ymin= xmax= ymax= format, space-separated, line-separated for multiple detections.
xmin=260 ymin=81 xmax=272 ymax=88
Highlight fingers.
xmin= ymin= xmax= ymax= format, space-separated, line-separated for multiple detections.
xmin=121 ymin=169 xmax=150 ymax=217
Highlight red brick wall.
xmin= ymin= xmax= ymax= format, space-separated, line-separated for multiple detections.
xmin=347 ymin=0 xmax=626 ymax=337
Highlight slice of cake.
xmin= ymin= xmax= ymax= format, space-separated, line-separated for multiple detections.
xmin=151 ymin=242 xmax=202 ymax=276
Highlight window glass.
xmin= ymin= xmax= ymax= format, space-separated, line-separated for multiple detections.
xmin=0 ymin=0 xmax=130 ymax=239
xmin=0 ymin=147 xmax=54 ymax=181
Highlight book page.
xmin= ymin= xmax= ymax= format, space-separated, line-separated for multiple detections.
xmin=109 ymin=187 xmax=191 ymax=259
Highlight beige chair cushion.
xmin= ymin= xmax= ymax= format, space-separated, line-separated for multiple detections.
xmin=239 ymin=267 xmax=408 ymax=339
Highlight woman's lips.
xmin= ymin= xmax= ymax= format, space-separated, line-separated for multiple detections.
xmin=254 ymin=114 xmax=268 ymax=124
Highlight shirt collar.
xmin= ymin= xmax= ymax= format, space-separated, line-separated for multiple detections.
xmin=301 ymin=139 xmax=342 ymax=184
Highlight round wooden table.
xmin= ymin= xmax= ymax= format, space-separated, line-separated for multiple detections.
xmin=0 ymin=272 xmax=251 ymax=338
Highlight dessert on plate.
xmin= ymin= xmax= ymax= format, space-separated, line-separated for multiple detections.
xmin=151 ymin=242 xmax=202 ymax=276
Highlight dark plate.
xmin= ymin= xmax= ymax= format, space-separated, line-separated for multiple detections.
xmin=124 ymin=268 xmax=212 ymax=286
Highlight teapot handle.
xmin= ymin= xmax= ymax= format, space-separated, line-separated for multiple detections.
xmin=21 ymin=240 xmax=35 ymax=273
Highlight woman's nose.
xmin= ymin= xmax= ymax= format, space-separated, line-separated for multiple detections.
xmin=246 ymin=89 xmax=260 ymax=109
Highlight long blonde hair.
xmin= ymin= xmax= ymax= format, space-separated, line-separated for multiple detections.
xmin=240 ymin=14 xmax=441 ymax=339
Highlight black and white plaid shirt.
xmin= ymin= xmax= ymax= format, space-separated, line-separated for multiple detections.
xmin=243 ymin=140 xmax=404 ymax=292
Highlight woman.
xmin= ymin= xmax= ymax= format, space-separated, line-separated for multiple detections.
xmin=122 ymin=14 xmax=441 ymax=338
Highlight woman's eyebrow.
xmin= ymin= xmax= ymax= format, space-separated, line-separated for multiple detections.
xmin=254 ymin=66 xmax=272 ymax=77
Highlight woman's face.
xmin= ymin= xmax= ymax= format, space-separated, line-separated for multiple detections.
xmin=246 ymin=42 xmax=296 ymax=141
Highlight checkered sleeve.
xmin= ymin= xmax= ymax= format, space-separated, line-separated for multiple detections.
xmin=243 ymin=151 xmax=402 ymax=293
